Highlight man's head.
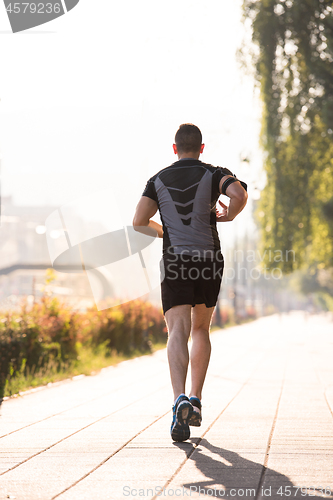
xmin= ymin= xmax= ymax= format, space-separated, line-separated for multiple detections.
xmin=173 ymin=123 xmax=205 ymax=159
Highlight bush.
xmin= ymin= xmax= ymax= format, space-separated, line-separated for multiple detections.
xmin=0 ymin=295 xmax=167 ymax=400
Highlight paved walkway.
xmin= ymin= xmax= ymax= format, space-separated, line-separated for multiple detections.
xmin=0 ymin=312 xmax=332 ymax=500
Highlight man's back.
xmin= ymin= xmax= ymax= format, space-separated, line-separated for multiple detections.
xmin=143 ymin=158 xmax=232 ymax=256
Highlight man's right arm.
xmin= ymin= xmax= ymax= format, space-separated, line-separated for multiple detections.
xmin=217 ymin=175 xmax=248 ymax=222
xmin=133 ymin=196 xmax=163 ymax=238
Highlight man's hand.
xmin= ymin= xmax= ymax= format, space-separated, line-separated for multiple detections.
xmin=216 ymin=200 xmax=232 ymax=222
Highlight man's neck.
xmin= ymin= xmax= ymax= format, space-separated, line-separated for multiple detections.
xmin=177 ymin=153 xmax=201 ymax=160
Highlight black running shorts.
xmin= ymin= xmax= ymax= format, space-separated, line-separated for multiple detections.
xmin=160 ymin=252 xmax=224 ymax=315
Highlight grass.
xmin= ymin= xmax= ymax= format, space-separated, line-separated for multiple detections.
xmin=4 ymin=341 xmax=167 ymax=399
xmin=3 ymin=317 xmax=257 ymax=399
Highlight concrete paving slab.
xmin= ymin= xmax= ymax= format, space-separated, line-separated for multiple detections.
xmin=0 ymin=313 xmax=332 ymax=500
xmin=0 ymin=350 xmax=168 ymax=437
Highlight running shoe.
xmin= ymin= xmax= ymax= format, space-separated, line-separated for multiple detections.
xmin=170 ymin=395 xmax=193 ymax=442
xmin=188 ymin=396 xmax=202 ymax=427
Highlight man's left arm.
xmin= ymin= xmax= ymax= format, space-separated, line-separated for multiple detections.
xmin=133 ymin=196 xmax=163 ymax=238
xmin=216 ymin=174 xmax=248 ymax=222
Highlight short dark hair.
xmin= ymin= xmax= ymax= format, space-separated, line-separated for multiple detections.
xmin=175 ymin=124 xmax=202 ymax=154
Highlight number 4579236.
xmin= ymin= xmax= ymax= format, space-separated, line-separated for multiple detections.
xmin=6 ymin=3 xmax=61 ymax=14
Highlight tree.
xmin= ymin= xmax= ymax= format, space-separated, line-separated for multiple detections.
xmin=241 ymin=0 xmax=333 ymax=272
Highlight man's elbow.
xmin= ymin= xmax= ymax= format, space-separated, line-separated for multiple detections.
xmin=132 ymin=216 xmax=140 ymax=231
xmin=132 ymin=215 xmax=148 ymax=231
xmin=237 ymin=190 xmax=248 ymax=206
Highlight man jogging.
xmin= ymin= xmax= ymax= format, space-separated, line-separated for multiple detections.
xmin=133 ymin=124 xmax=248 ymax=442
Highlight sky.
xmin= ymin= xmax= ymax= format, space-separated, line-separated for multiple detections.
xmin=0 ymin=0 xmax=264 ymax=243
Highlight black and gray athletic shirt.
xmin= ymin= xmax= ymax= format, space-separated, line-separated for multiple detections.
xmin=142 ymin=158 xmax=246 ymax=257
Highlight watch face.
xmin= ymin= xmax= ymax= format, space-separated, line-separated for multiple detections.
xmin=3 ymin=0 xmax=80 ymax=33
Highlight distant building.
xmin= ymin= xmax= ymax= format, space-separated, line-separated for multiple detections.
xmin=0 ymin=196 xmax=95 ymax=311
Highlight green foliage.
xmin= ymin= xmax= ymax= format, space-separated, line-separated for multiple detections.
xmin=45 ymin=268 xmax=57 ymax=286
xmin=288 ymin=265 xmax=333 ymax=310
xmin=87 ymin=299 xmax=167 ymax=356
xmin=241 ymin=0 xmax=333 ymax=272
xmin=0 ymin=295 xmax=167 ymax=400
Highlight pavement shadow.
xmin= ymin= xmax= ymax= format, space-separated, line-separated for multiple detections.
xmin=174 ymin=438 xmax=333 ymax=499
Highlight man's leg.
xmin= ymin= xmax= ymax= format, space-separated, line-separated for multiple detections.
xmin=189 ymin=303 xmax=215 ymax=401
xmin=165 ymin=304 xmax=192 ymax=401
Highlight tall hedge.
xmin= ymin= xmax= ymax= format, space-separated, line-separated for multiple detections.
xmin=0 ymin=296 xmax=167 ymax=401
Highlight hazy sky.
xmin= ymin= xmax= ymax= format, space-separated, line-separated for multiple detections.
xmin=0 ymin=0 xmax=263 ymax=240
